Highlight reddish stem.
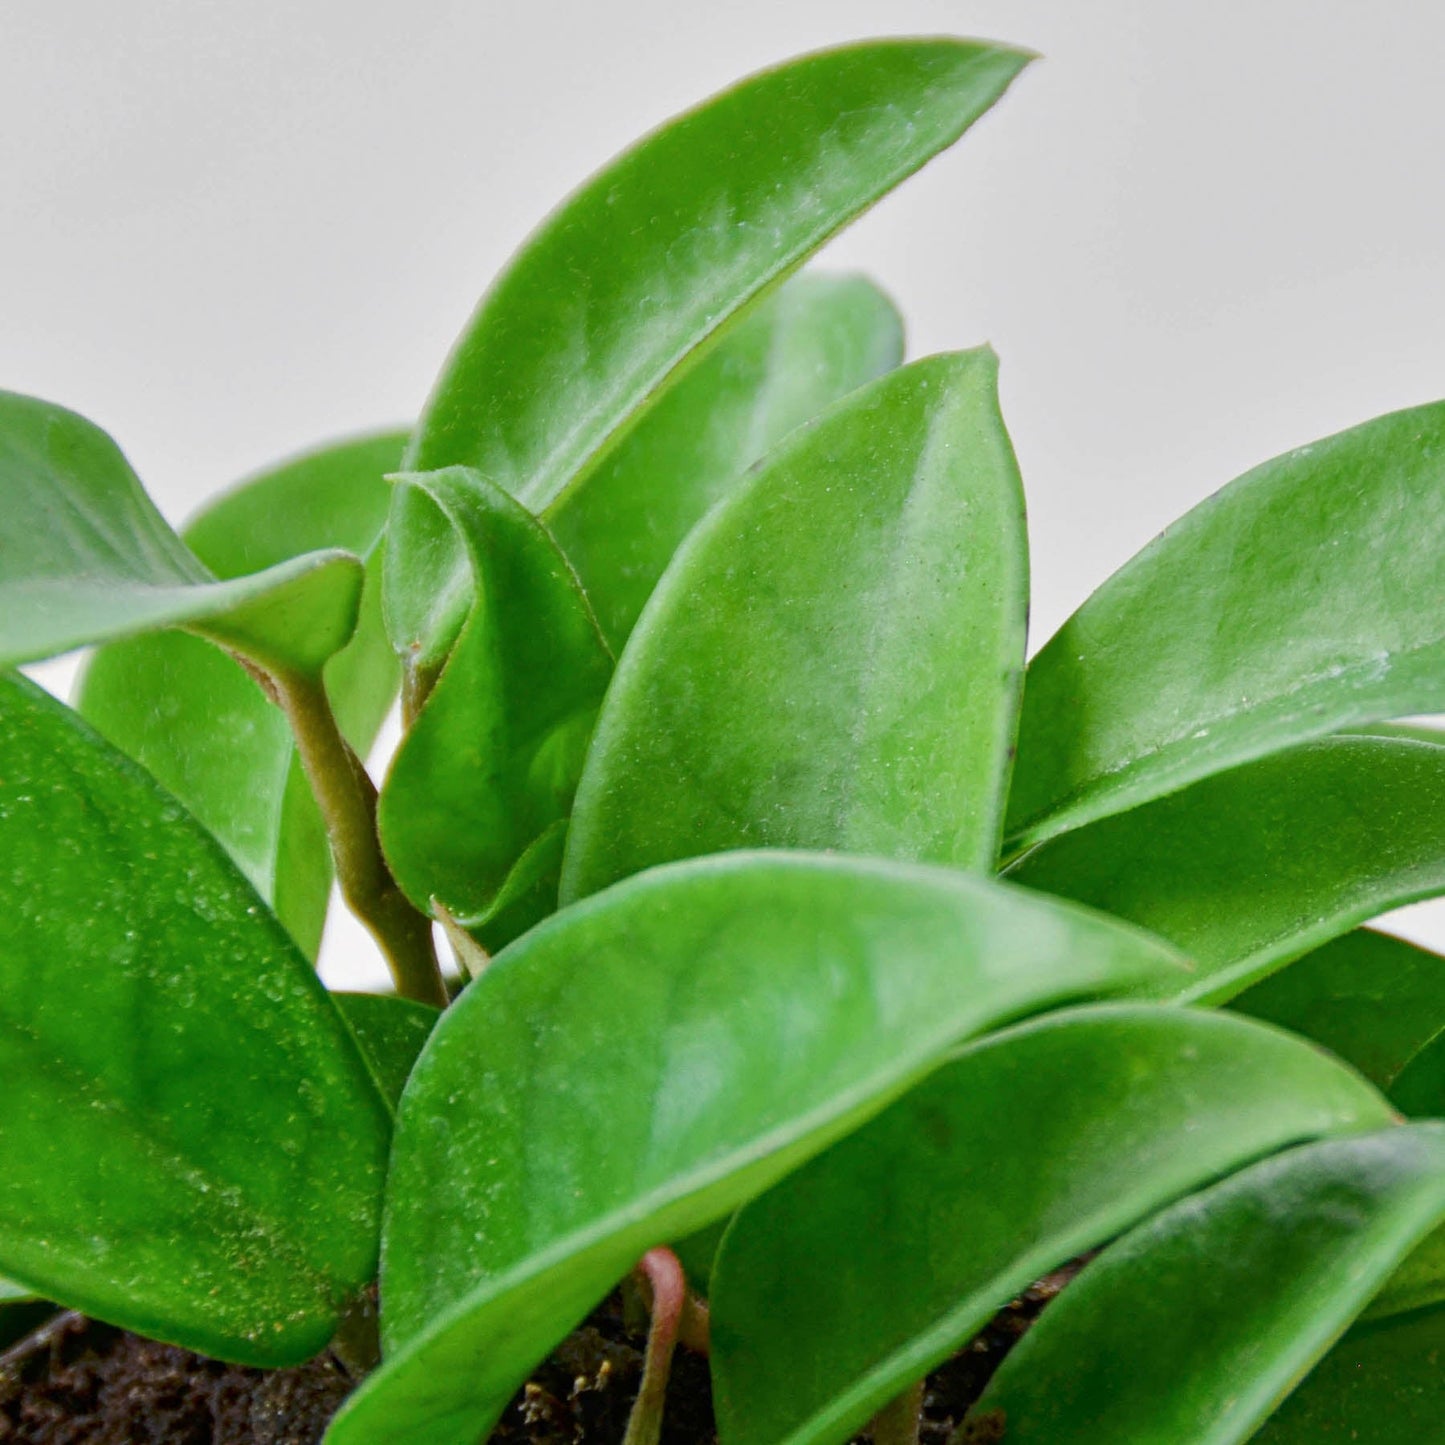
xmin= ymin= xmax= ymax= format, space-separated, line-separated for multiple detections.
xmin=622 ymin=1248 xmax=686 ymax=1445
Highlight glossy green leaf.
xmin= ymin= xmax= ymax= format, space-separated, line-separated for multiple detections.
xmin=547 ymin=271 xmax=903 ymax=652
xmin=561 ymin=350 xmax=1027 ymax=903
xmin=377 ymin=468 xmax=613 ymax=946
xmin=324 ymin=852 xmax=1186 ymax=1445
xmin=0 ymin=673 xmax=391 ymax=1364
xmin=333 ymin=993 xmax=439 ymax=1111
xmin=78 ymin=431 xmax=405 ymax=957
xmin=0 ymin=391 xmax=364 ymax=675
xmin=1007 ymin=400 xmax=1445 ymax=853
xmin=0 ymin=1277 xmax=35 ymax=1305
xmin=1254 ymin=1303 xmax=1445 ymax=1444
xmin=1011 ymin=737 xmax=1445 ymax=1003
xmin=711 ymin=1004 xmax=1393 ymax=1445
xmin=1233 ymin=929 xmax=1445 ymax=1106
xmin=969 ymin=1124 xmax=1445 ymax=1445
xmin=386 ymin=38 xmax=1031 ymax=661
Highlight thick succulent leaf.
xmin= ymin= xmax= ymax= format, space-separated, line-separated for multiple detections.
xmin=78 ymin=431 xmax=405 ymax=956
xmin=1234 ymin=932 xmax=1445 ymax=1322
xmin=1011 ymin=737 xmax=1445 ymax=1003
xmin=333 ymin=994 xmax=439 ymax=1110
xmin=969 ymin=1124 xmax=1445 ymax=1445
xmin=1006 ymin=400 xmax=1445 ymax=853
xmin=561 ymin=351 xmax=1027 ymax=903
xmin=386 ymin=38 xmax=1031 ymax=661
xmin=1233 ymin=929 xmax=1445 ymax=1107
xmin=547 ymin=271 xmax=903 ymax=652
xmin=0 ymin=391 xmax=363 ymax=675
xmin=324 ymin=853 xmax=1186 ymax=1445
xmin=377 ymin=469 xmax=612 ymax=946
xmin=0 ymin=1277 xmax=35 ymax=1304
xmin=711 ymin=1005 xmax=1393 ymax=1445
xmin=0 ymin=673 xmax=391 ymax=1365
xmin=1254 ymin=1303 xmax=1445 ymax=1444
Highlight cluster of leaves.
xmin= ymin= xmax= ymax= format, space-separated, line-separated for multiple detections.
xmin=2 ymin=35 xmax=1444 ymax=1445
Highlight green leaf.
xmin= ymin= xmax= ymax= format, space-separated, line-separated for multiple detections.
xmin=561 ymin=350 xmax=1028 ymax=903
xmin=386 ymin=38 xmax=1032 ymax=662
xmin=1234 ymin=932 xmax=1445 ymax=1323
xmin=0 ymin=1277 xmax=35 ymax=1305
xmin=1010 ymin=737 xmax=1445 ymax=1003
xmin=0 ymin=673 xmax=391 ymax=1365
xmin=77 ymin=431 xmax=405 ymax=957
xmin=333 ymin=994 xmax=439 ymax=1111
xmin=1006 ymin=400 xmax=1445 ymax=853
xmin=1253 ymin=1304 xmax=1445 ymax=1444
xmin=547 ymin=271 xmax=904 ymax=652
xmin=711 ymin=1004 xmax=1393 ymax=1445
xmin=969 ymin=1124 xmax=1445 ymax=1445
xmin=324 ymin=852 xmax=1186 ymax=1445
xmin=0 ymin=391 xmax=364 ymax=676
xmin=1233 ymin=929 xmax=1445 ymax=1105
xmin=377 ymin=469 xmax=613 ymax=947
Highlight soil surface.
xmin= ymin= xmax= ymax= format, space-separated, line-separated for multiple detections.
xmin=0 ymin=1263 xmax=1082 ymax=1443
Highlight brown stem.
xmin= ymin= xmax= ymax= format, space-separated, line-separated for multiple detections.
xmin=267 ymin=666 xmax=447 ymax=1007
xmin=623 ymin=1248 xmax=686 ymax=1445
xmin=870 ymin=1378 xmax=924 ymax=1445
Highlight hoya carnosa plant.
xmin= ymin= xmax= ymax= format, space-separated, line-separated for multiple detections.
xmin=1 ymin=33 xmax=1443 ymax=1445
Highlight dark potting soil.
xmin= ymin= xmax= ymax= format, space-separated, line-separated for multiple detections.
xmin=0 ymin=1262 xmax=1082 ymax=1444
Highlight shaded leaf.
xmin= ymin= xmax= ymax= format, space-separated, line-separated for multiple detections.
xmin=0 ymin=392 xmax=363 ymax=675
xmin=1233 ymin=929 xmax=1445 ymax=1107
xmin=333 ymin=993 xmax=439 ymax=1111
xmin=1007 ymin=401 xmax=1445 ymax=852
xmin=386 ymin=38 xmax=1031 ymax=662
xmin=711 ymin=1005 xmax=1393 ymax=1445
xmin=561 ymin=350 xmax=1027 ymax=903
xmin=325 ymin=853 xmax=1186 ymax=1445
xmin=0 ymin=1277 xmax=35 ymax=1305
xmin=547 ymin=271 xmax=903 ymax=651
xmin=969 ymin=1124 xmax=1445 ymax=1445
xmin=0 ymin=674 xmax=390 ymax=1365
xmin=78 ymin=431 xmax=405 ymax=956
xmin=1010 ymin=737 xmax=1445 ymax=1003
xmin=1253 ymin=1304 xmax=1445 ymax=1445
xmin=377 ymin=469 xmax=612 ymax=947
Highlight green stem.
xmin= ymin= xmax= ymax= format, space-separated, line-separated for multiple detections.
xmin=870 ymin=1378 xmax=924 ymax=1445
xmin=267 ymin=666 xmax=447 ymax=1007
xmin=622 ymin=1248 xmax=686 ymax=1445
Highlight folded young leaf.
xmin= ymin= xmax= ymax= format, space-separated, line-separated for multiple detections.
xmin=711 ymin=1004 xmax=1393 ymax=1445
xmin=1252 ymin=1303 xmax=1445 ymax=1445
xmin=0 ymin=673 xmax=391 ymax=1365
xmin=547 ymin=271 xmax=904 ymax=652
xmin=1010 ymin=736 xmax=1445 ymax=1003
xmin=1232 ymin=929 xmax=1445 ymax=1108
xmin=78 ymin=431 xmax=405 ymax=957
xmin=561 ymin=350 xmax=1028 ymax=902
xmin=0 ymin=392 xmax=364 ymax=676
xmin=377 ymin=468 xmax=613 ymax=947
xmin=1007 ymin=400 xmax=1445 ymax=853
xmin=333 ymin=993 xmax=439 ymax=1111
xmin=969 ymin=1124 xmax=1445 ymax=1445
xmin=324 ymin=853 xmax=1186 ymax=1445
xmin=385 ymin=38 xmax=1031 ymax=664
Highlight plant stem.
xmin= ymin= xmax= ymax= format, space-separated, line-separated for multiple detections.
xmin=869 ymin=1378 xmax=924 ymax=1445
xmin=267 ymin=665 xmax=447 ymax=1007
xmin=622 ymin=1247 xmax=687 ymax=1445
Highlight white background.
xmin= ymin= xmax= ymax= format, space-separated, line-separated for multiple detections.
xmin=6 ymin=1 xmax=1443 ymax=976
